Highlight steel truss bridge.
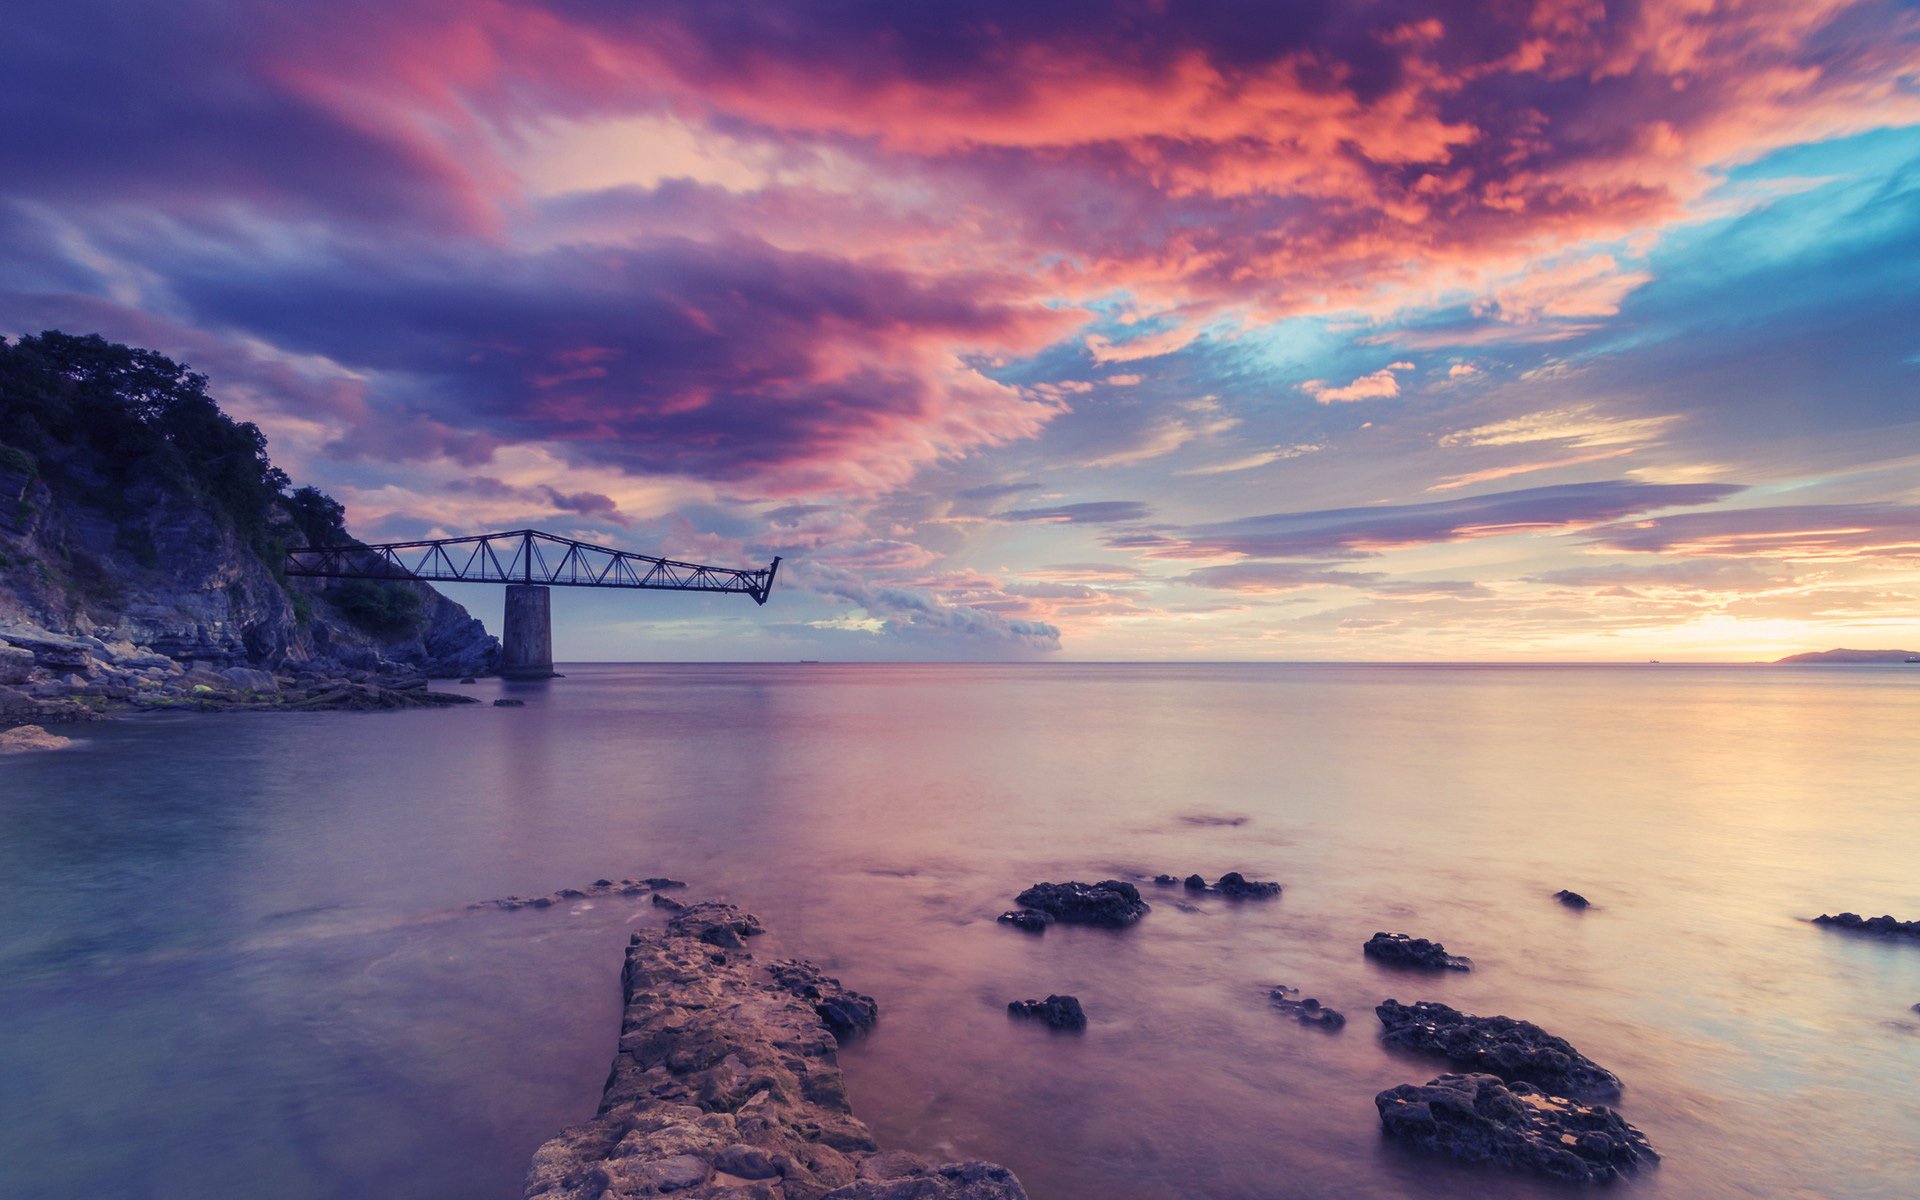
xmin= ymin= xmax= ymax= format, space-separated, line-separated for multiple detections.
xmin=285 ymin=529 xmax=780 ymax=604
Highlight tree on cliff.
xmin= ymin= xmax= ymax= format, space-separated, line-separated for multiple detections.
xmin=0 ymin=331 xmax=302 ymax=549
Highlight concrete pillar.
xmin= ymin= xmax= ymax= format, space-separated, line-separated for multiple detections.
xmin=501 ymin=584 xmax=555 ymax=679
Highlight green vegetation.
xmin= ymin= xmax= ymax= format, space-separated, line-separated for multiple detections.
xmin=0 ymin=332 xmax=320 ymax=554
xmin=330 ymin=579 xmax=423 ymax=636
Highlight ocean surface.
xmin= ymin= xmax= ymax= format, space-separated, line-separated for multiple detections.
xmin=3 ymin=663 xmax=1919 ymax=1200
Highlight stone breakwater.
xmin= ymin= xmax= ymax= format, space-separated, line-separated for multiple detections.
xmin=524 ymin=902 xmax=1028 ymax=1200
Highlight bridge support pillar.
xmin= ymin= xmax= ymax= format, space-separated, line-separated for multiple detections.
xmin=501 ymin=584 xmax=556 ymax=679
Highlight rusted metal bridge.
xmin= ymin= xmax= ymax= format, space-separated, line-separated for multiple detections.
xmin=286 ymin=529 xmax=779 ymax=677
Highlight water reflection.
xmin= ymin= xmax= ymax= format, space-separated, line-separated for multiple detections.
xmin=2 ymin=664 xmax=1918 ymax=1199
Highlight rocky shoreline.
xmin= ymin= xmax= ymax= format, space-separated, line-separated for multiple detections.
xmin=1 ymin=621 xmax=491 ymax=728
xmin=524 ymin=901 xmax=1027 ymax=1200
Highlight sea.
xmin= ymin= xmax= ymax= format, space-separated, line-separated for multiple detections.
xmin=2 ymin=663 xmax=1917 ymax=1199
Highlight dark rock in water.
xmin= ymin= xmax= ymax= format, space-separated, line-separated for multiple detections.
xmin=1365 ymin=931 xmax=1471 ymax=971
xmin=1813 ymin=912 xmax=1920 ymax=939
xmin=768 ymin=959 xmax=879 ymax=1041
xmin=1151 ymin=874 xmax=1180 ymax=886
xmin=998 ymin=909 xmax=1053 ymax=933
xmin=470 ymin=877 xmax=678 ymax=912
xmin=524 ymin=906 xmax=1027 ymax=1200
xmin=1375 ymin=1073 xmax=1657 ymax=1184
xmin=664 ymin=900 xmax=764 ymax=948
xmin=650 ymin=893 xmax=685 ymax=911
xmin=1553 ymin=889 xmax=1591 ymax=909
xmin=1008 ymin=994 xmax=1087 ymax=1030
xmin=1216 ymin=871 xmax=1282 ymax=899
xmin=493 ymin=698 xmax=525 ymax=707
xmin=1376 ymin=999 xmax=1622 ymax=1098
xmin=1269 ymin=985 xmax=1345 ymax=1029
xmin=1013 ymin=880 xmax=1150 ymax=927
xmin=644 ymin=876 xmax=687 ymax=889
xmin=458 ymin=676 xmax=477 ymax=684
xmin=1184 ymin=873 xmax=1209 ymax=891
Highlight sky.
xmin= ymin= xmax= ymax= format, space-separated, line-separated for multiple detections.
xmin=6 ymin=0 xmax=1920 ymax=662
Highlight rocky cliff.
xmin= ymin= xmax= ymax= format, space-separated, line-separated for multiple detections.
xmin=0 ymin=331 xmax=498 ymax=717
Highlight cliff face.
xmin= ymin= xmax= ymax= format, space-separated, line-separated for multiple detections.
xmin=0 ymin=332 xmax=498 ymax=682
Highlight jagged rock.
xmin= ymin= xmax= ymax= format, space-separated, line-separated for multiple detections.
xmin=0 ymin=644 xmax=34 ymax=684
xmin=1269 ymin=986 xmax=1344 ymax=1029
xmin=1184 ymin=873 xmax=1208 ymax=891
xmin=1813 ymin=912 xmax=1920 ymax=939
xmin=523 ymin=906 xmax=1027 ymax=1200
xmin=666 ymin=901 xmax=765 ymax=948
xmin=768 ymin=960 xmax=879 ymax=1041
xmin=471 ymin=877 xmax=681 ymax=912
xmin=1375 ymin=1073 xmax=1657 ymax=1184
xmin=645 ymin=877 xmax=687 ymax=889
xmin=651 ymin=893 xmax=685 ymax=911
xmin=1150 ymin=874 xmax=1179 ymax=886
xmin=0 ymin=723 xmax=74 ymax=753
xmin=1553 ymin=889 xmax=1590 ymax=909
xmin=1011 ymin=880 xmax=1149 ymax=927
xmin=997 ymin=910 xmax=1053 ymax=933
xmin=1007 ymin=995 xmax=1086 ymax=1030
xmin=1376 ymin=1000 xmax=1621 ymax=1098
xmin=220 ymin=666 xmax=277 ymax=692
xmin=493 ymin=698 xmax=525 ymax=707
xmin=1216 ymin=872 xmax=1282 ymax=899
xmin=1364 ymin=932 xmax=1471 ymax=971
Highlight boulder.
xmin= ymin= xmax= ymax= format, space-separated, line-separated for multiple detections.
xmin=1553 ymin=889 xmax=1590 ymax=909
xmin=220 ymin=666 xmax=278 ymax=693
xmin=1813 ymin=912 xmax=1920 ymax=939
xmin=0 ymin=644 xmax=34 ymax=684
xmin=1269 ymin=986 xmax=1344 ymax=1029
xmin=1216 ymin=871 xmax=1282 ymax=899
xmin=997 ymin=909 xmax=1053 ymax=933
xmin=768 ymin=959 xmax=880 ymax=1041
xmin=1375 ymin=1000 xmax=1622 ymax=1098
xmin=1375 ymin=1073 xmax=1657 ymax=1184
xmin=1011 ymin=880 xmax=1150 ymax=927
xmin=0 ymin=724 xmax=74 ymax=754
xmin=1007 ymin=995 xmax=1087 ymax=1030
xmin=1364 ymin=931 xmax=1471 ymax=971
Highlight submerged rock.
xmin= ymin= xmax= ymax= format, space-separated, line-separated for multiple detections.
xmin=525 ymin=905 xmax=1027 ymax=1200
xmin=1011 ymin=880 xmax=1150 ymax=927
xmin=0 ymin=723 xmax=74 ymax=754
xmin=1364 ymin=932 xmax=1471 ymax=971
xmin=1375 ymin=1073 xmax=1657 ymax=1184
xmin=997 ymin=909 xmax=1053 ymax=933
xmin=768 ymin=959 xmax=879 ymax=1041
xmin=493 ymin=698 xmax=525 ymax=707
xmin=1813 ymin=912 xmax=1920 ymax=939
xmin=1269 ymin=986 xmax=1344 ymax=1029
xmin=1216 ymin=871 xmax=1282 ymax=899
xmin=1553 ymin=889 xmax=1591 ymax=909
xmin=1008 ymin=994 xmax=1087 ymax=1030
xmin=469 ymin=877 xmax=681 ymax=912
xmin=1376 ymin=1000 xmax=1622 ymax=1098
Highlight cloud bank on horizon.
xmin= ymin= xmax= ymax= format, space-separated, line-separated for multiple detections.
xmin=6 ymin=0 xmax=1920 ymax=660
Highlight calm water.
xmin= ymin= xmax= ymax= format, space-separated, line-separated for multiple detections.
xmin=3 ymin=664 xmax=1919 ymax=1200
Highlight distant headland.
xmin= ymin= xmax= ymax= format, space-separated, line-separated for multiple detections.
xmin=1774 ymin=649 xmax=1920 ymax=664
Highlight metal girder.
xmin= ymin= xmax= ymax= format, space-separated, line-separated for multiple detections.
xmin=285 ymin=529 xmax=781 ymax=604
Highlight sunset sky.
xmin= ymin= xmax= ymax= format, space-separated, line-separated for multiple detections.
xmin=8 ymin=0 xmax=1920 ymax=660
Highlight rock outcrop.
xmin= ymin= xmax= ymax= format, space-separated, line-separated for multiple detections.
xmin=1813 ymin=912 xmax=1920 ymax=939
xmin=524 ymin=904 xmax=1028 ymax=1200
xmin=1552 ymin=889 xmax=1590 ymax=909
xmin=1007 ymin=995 xmax=1086 ymax=1030
xmin=1375 ymin=1000 xmax=1622 ymax=1098
xmin=1375 ymin=1073 xmax=1656 ymax=1184
xmin=469 ymin=876 xmax=686 ymax=912
xmin=1008 ymin=880 xmax=1150 ymax=928
xmin=1364 ymin=932 xmax=1471 ymax=971
xmin=0 ymin=332 xmax=499 ymax=726
xmin=996 ymin=910 xmax=1053 ymax=933
xmin=1268 ymin=986 xmax=1344 ymax=1029
xmin=1152 ymin=871 xmax=1282 ymax=898
xmin=0 ymin=722 xmax=72 ymax=753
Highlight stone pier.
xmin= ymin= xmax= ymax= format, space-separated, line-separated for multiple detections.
xmin=501 ymin=584 xmax=555 ymax=679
